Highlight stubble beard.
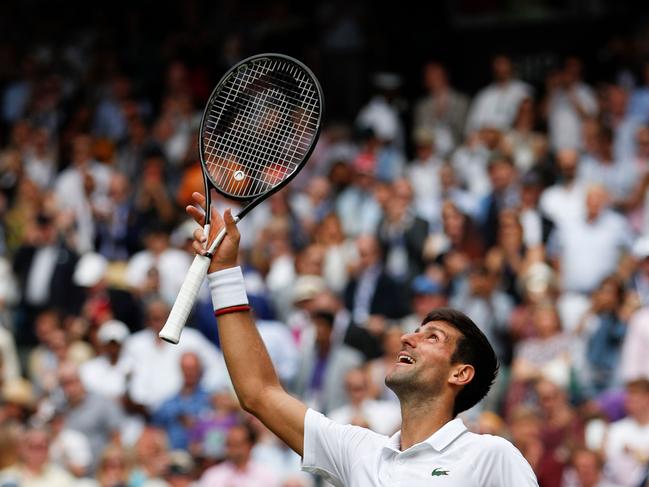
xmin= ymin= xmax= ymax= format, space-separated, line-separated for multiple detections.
xmin=385 ymin=365 xmax=444 ymax=403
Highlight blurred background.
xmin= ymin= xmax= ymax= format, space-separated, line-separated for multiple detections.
xmin=2 ymin=0 xmax=649 ymax=486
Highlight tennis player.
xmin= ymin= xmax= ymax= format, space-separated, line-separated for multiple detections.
xmin=188 ymin=192 xmax=538 ymax=486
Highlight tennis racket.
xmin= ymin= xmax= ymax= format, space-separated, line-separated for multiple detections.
xmin=159 ymin=53 xmax=324 ymax=344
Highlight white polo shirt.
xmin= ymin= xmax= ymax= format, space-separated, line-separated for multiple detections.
xmin=302 ymin=409 xmax=538 ymax=487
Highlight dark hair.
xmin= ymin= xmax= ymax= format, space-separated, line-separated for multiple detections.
xmin=422 ymin=308 xmax=499 ymax=416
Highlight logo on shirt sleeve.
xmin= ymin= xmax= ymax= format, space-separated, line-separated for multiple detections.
xmin=431 ymin=468 xmax=449 ymax=477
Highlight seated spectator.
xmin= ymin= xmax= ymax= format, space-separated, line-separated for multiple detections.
xmin=125 ymin=224 xmax=192 ymax=305
xmin=58 ymin=362 xmax=124 ymax=465
xmin=15 ymin=427 xmax=76 ymax=487
xmin=152 ymin=352 xmax=212 ymax=450
xmin=549 ymin=185 xmax=632 ymax=330
xmin=199 ymin=422 xmax=280 ymax=487
xmin=290 ymin=311 xmax=363 ymax=414
xmin=451 ymin=264 xmax=514 ymax=369
xmin=329 ymin=368 xmax=401 ymax=435
xmin=502 ymin=97 xmax=548 ymax=173
xmin=539 ymin=149 xmax=586 ymax=227
xmin=603 ymin=379 xmax=649 ymax=487
xmin=376 ymin=178 xmax=429 ymax=283
xmin=79 ymin=320 xmax=132 ymax=400
xmin=121 ymin=298 xmax=229 ymax=410
xmin=96 ymin=445 xmax=130 ymax=487
xmin=574 ymin=276 xmax=629 ymax=394
xmin=413 ymin=62 xmax=469 ymax=156
xmin=128 ymin=426 xmax=170 ymax=487
xmin=509 ymin=406 xmax=565 ymax=487
xmin=507 ymin=304 xmax=576 ymax=415
xmin=561 ymin=448 xmax=620 ymax=487
xmin=344 ymin=234 xmax=409 ymax=326
xmin=546 ymin=57 xmax=598 ymax=153
xmin=535 ymin=379 xmax=585 ymax=465
xmin=466 ymin=54 xmax=533 ymax=135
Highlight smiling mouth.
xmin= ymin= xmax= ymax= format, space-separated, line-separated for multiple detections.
xmin=397 ymin=353 xmax=415 ymax=365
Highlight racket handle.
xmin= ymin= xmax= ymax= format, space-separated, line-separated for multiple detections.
xmin=159 ymin=254 xmax=211 ymax=344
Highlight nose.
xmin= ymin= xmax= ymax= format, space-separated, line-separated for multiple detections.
xmin=400 ymin=331 xmax=417 ymax=348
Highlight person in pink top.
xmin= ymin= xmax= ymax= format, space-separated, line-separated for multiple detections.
xmin=199 ymin=422 xmax=279 ymax=487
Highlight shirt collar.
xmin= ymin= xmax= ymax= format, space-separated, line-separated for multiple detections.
xmin=424 ymin=418 xmax=468 ymax=451
xmin=383 ymin=418 xmax=468 ymax=454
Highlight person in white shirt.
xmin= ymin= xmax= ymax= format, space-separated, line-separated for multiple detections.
xmin=329 ymin=368 xmax=401 ymax=436
xmin=540 ymin=148 xmax=587 ymax=226
xmin=79 ymin=320 xmax=132 ymax=400
xmin=125 ymin=225 xmax=192 ymax=305
xmin=121 ymin=297 xmax=229 ymax=410
xmin=603 ymin=379 xmax=649 ymax=487
xmin=547 ymin=57 xmax=598 ymax=152
xmin=183 ymin=191 xmax=538 ymax=487
xmin=466 ymin=55 xmax=533 ymax=135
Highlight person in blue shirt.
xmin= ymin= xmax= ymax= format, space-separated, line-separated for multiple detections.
xmin=151 ymin=351 xmax=212 ymax=450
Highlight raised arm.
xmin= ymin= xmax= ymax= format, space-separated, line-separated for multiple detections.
xmin=187 ymin=192 xmax=308 ymax=455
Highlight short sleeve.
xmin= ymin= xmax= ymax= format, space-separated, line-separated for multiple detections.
xmin=302 ymin=408 xmax=386 ymax=487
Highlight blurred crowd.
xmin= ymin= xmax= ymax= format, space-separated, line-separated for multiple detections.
xmin=2 ymin=12 xmax=649 ymax=487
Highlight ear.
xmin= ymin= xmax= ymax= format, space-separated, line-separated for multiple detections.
xmin=448 ymin=364 xmax=475 ymax=387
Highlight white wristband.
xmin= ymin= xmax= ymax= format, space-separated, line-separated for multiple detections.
xmin=207 ymin=266 xmax=249 ymax=311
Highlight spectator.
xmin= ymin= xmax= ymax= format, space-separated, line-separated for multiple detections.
xmin=603 ymin=379 xmax=649 ymax=487
xmin=539 ymin=149 xmax=586 ymax=226
xmin=95 ymin=445 xmax=130 ymax=487
xmin=466 ymin=54 xmax=533 ymax=135
xmin=291 ymin=311 xmax=363 ymax=414
xmin=574 ymin=276 xmax=630 ymax=394
xmin=546 ymin=57 xmax=598 ymax=152
xmin=550 ymin=185 xmax=631 ymax=302
xmin=121 ymin=298 xmax=229 ymax=410
xmin=58 ymin=362 xmax=124 ymax=464
xmin=125 ymin=224 xmax=192 ymax=305
xmin=479 ymin=153 xmax=520 ymax=249
xmin=79 ymin=320 xmax=130 ymax=401
xmin=502 ymin=97 xmax=548 ymax=173
xmin=561 ymin=448 xmax=621 ymax=487
xmin=199 ymin=422 xmax=280 ymax=487
xmin=344 ymin=234 xmax=409 ymax=326
xmin=15 ymin=427 xmax=76 ymax=487
xmin=129 ymin=426 xmax=169 ymax=487
xmin=413 ymin=61 xmax=469 ymax=156
xmin=376 ymin=178 xmax=429 ymax=283
xmin=328 ymin=368 xmax=401 ymax=435
xmin=152 ymin=352 xmax=212 ymax=450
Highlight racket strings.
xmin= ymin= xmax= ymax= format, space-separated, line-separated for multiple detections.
xmin=206 ymin=65 xmax=319 ymax=186
xmin=202 ymin=58 xmax=321 ymax=198
xmin=208 ymin=69 xmax=314 ymax=186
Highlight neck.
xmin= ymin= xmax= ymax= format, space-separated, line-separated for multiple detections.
xmin=398 ymin=393 xmax=454 ymax=450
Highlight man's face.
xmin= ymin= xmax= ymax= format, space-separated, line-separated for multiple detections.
xmin=385 ymin=321 xmax=464 ymax=398
xmin=625 ymin=386 xmax=649 ymax=420
xmin=573 ymin=451 xmax=601 ymax=487
xmin=225 ymin=426 xmax=252 ymax=466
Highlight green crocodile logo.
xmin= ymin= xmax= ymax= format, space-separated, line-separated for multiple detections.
xmin=431 ymin=468 xmax=449 ymax=477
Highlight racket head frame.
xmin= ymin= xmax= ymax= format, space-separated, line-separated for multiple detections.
xmin=198 ymin=52 xmax=325 ymax=224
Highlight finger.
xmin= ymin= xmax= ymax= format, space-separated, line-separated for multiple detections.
xmin=193 ymin=228 xmax=207 ymax=244
xmin=192 ymin=240 xmax=207 ymax=255
xmin=192 ymin=192 xmax=206 ymax=207
xmin=186 ymin=205 xmax=205 ymax=225
xmin=223 ymin=208 xmax=240 ymax=240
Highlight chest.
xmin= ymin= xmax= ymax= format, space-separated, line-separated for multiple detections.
xmin=347 ymin=448 xmax=478 ymax=487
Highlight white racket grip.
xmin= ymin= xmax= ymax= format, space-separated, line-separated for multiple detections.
xmin=158 ymin=254 xmax=211 ymax=344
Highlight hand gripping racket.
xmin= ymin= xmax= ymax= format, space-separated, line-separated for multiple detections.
xmin=159 ymin=53 xmax=324 ymax=344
